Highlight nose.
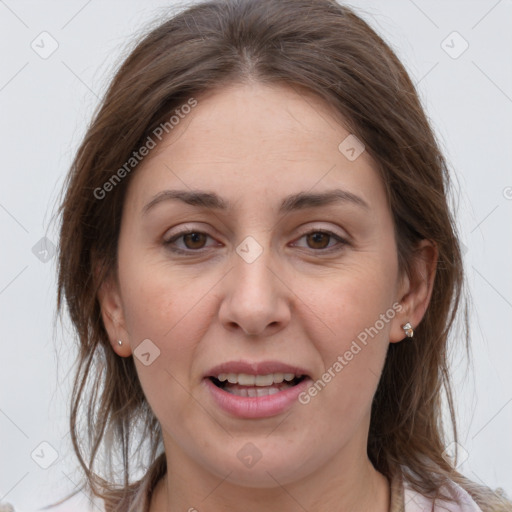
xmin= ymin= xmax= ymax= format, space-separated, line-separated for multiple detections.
xmin=218 ymin=246 xmax=291 ymax=337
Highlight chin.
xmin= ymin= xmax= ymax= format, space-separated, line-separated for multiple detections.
xmin=199 ymin=446 xmax=319 ymax=488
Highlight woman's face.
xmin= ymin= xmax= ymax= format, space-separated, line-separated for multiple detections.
xmin=102 ymin=82 xmax=418 ymax=487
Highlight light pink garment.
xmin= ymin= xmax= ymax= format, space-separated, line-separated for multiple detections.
xmin=404 ymin=479 xmax=483 ymax=512
xmin=125 ymin=470 xmax=485 ymax=512
xmin=0 ymin=472 xmax=486 ymax=511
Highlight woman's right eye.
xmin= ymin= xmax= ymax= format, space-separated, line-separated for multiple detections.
xmin=164 ymin=230 xmax=220 ymax=253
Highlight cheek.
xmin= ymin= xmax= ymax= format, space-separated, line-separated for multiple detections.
xmin=117 ymin=250 xmax=224 ymax=397
xmin=119 ymin=247 xmax=213 ymax=341
xmin=118 ymin=264 xmax=213 ymax=427
xmin=298 ymin=256 xmax=398 ymax=345
xmin=295 ymin=255 xmax=398 ymax=414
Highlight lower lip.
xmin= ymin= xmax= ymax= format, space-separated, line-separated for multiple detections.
xmin=204 ymin=377 xmax=311 ymax=419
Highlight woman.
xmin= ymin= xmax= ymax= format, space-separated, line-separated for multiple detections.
xmin=53 ymin=0 xmax=511 ymax=510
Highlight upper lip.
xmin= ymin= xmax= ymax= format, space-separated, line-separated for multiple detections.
xmin=205 ymin=360 xmax=311 ymax=378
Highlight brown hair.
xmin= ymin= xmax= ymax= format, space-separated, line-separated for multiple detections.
xmin=56 ymin=0 xmax=510 ymax=510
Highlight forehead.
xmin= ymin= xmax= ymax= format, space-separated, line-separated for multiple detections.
xmin=124 ymin=82 xmax=386 ymax=215
xmin=160 ymin=82 xmax=356 ymax=161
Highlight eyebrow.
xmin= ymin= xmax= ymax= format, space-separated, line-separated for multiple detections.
xmin=142 ymin=188 xmax=369 ymax=215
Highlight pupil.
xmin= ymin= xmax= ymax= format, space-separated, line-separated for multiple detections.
xmin=308 ymin=232 xmax=329 ymax=249
xmin=184 ymin=232 xmax=205 ymax=249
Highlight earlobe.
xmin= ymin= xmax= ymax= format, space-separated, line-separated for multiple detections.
xmin=390 ymin=239 xmax=438 ymax=343
xmin=97 ymin=273 xmax=132 ymax=357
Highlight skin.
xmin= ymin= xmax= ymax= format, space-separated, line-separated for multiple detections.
xmin=99 ymin=82 xmax=437 ymax=512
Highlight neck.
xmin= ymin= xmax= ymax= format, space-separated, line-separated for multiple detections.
xmin=150 ymin=440 xmax=390 ymax=512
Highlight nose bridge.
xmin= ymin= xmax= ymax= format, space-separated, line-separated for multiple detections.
xmin=234 ymin=244 xmax=274 ymax=300
xmin=218 ymin=234 xmax=291 ymax=336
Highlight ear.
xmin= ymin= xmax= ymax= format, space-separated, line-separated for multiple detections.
xmin=389 ymin=239 xmax=438 ymax=343
xmin=97 ymin=271 xmax=132 ymax=357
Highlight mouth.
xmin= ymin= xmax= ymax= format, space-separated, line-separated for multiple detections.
xmin=208 ymin=373 xmax=307 ymax=397
xmin=203 ymin=360 xmax=312 ymax=418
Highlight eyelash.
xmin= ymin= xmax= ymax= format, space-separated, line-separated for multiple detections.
xmin=163 ymin=229 xmax=348 ymax=255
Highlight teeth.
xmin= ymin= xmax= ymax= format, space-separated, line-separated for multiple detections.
xmin=254 ymin=374 xmax=273 ymax=386
xmin=216 ymin=372 xmax=302 ymax=386
xmin=247 ymin=388 xmax=257 ymax=397
xmin=227 ymin=386 xmax=282 ymax=397
xmin=239 ymin=374 xmax=256 ymax=386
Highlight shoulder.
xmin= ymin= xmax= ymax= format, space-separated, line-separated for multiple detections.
xmin=403 ymin=478 xmax=483 ymax=512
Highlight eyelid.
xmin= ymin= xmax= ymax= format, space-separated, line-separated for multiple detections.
xmin=164 ymin=222 xmax=219 ymax=240
xmin=294 ymin=224 xmax=349 ymax=239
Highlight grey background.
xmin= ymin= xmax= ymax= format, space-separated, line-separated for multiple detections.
xmin=0 ymin=0 xmax=511 ymax=510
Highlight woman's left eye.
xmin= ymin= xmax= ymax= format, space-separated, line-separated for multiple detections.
xmin=291 ymin=230 xmax=348 ymax=251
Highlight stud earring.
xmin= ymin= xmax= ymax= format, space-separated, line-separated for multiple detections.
xmin=402 ymin=322 xmax=414 ymax=338
xmin=118 ymin=340 xmax=123 ymax=346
